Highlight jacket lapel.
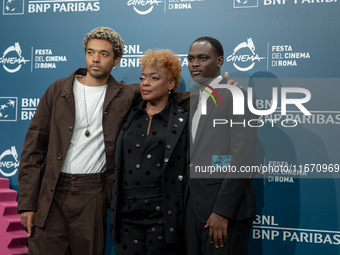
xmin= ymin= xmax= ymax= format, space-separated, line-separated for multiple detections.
xmin=190 ymin=80 xmax=227 ymax=156
xmin=163 ymin=103 xmax=188 ymax=173
xmin=189 ymin=98 xmax=198 ymax=146
xmin=193 ymin=97 xmax=215 ymax=147
xmin=61 ymin=70 xmax=80 ymax=115
xmin=103 ymin=75 xmax=123 ymax=111
xmin=114 ymin=102 xmax=140 ymax=172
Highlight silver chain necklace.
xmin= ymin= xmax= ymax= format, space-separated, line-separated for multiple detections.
xmin=83 ymin=77 xmax=106 ymax=137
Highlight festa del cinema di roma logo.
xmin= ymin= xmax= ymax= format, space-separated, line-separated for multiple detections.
xmin=0 ymin=42 xmax=30 ymax=73
xmin=127 ymin=0 xmax=162 ymax=15
xmin=227 ymin=38 xmax=265 ymax=72
xmin=198 ymin=83 xmax=311 ymax=127
xmin=0 ymin=146 xmax=19 ymax=177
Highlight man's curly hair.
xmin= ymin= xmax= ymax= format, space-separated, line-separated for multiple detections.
xmin=139 ymin=49 xmax=181 ymax=93
xmin=83 ymin=27 xmax=124 ymax=58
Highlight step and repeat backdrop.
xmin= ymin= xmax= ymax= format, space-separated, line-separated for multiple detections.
xmin=1 ymin=0 xmax=339 ymax=254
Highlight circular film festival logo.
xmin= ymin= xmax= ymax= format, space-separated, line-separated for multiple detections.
xmin=0 ymin=42 xmax=30 ymax=73
xmin=127 ymin=0 xmax=163 ymax=15
xmin=227 ymin=38 xmax=265 ymax=72
xmin=0 ymin=146 xmax=19 ymax=177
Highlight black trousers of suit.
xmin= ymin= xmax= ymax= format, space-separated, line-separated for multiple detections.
xmin=185 ymin=195 xmax=251 ymax=255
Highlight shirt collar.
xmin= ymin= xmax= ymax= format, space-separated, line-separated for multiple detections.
xmin=199 ymin=75 xmax=223 ymax=100
xmin=137 ymin=99 xmax=173 ymax=122
xmin=209 ymin=75 xmax=223 ymax=88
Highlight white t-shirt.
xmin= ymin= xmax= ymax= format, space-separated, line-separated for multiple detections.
xmin=61 ymin=76 xmax=107 ymax=174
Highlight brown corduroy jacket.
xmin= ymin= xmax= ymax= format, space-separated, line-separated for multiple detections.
xmin=17 ymin=68 xmax=141 ymax=228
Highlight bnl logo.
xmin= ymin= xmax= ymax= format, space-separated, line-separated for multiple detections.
xmin=234 ymin=0 xmax=258 ymax=8
xmin=3 ymin=0 xmax=24 ymax=15
xmin=0 ymin=97 xmax=18 ymax=121
xmin=200 ymin=84 xmax=311 ymax=116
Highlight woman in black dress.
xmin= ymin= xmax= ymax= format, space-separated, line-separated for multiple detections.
xmin=111 ymin=49 xmax=188 ymax=255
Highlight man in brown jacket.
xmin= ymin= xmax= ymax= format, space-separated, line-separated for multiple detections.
xmin=17 ymin=27 xmax=141 ymax=255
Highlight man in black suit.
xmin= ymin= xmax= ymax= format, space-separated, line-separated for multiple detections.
xmin=186 ymin=37 xmax=257 ymax=255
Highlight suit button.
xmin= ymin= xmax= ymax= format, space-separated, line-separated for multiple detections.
xmin=156 ymin=206 xmax=161 ymax=211
xmin=166 ymin=145 xmax=171 ymax=150
xmin=57 ymin=156 xmax=62 ymax=160
xmin=178 ymin=175 xmax=183 ymax=181
xmin=173 ymin=124 xmax=178 ymax=129
xmin=147 ymin=154 xmax=152 ymax=159
xmin=170 ymin=228 xmax=174 ymax=233
xmin=144 ymin=200 xmax=149 ymax=205
xmin=151 ymin=228 xmax=156 ymax=232
xmin=158 ymin=236 xmax=163 ymax=241
xmin=68 ymin=126 xmax=73 ymax=131
xmin=164 ymin=158 xmax=169 ymax=163
xmin=168 ymin=211 xmax=172 ymax=216
xmin=50 ymin=187 xmax=54 ymax=192
xmin=72 ymin=177 xmax=77 ymax=182
xmin=157 ymin=163 xmax=161 ymax=168
xmin=133 ymin=240 xmax=138 ymax=244
xmin=189 ymin=163 xmax=193 ymax=167
xmin=136 ymin=143 xmax=141 ymax=148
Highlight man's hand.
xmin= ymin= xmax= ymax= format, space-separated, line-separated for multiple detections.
xmin=205 ymin=212 xmax=229 ymax=248
xmin=20 ymin=211 xmax=36 ymax=236
xmin=224 ymin=72 xmax=240 ymax=88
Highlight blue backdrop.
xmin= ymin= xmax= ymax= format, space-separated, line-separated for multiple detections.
xmin=1 ymin=0 xmax=340 ymax=254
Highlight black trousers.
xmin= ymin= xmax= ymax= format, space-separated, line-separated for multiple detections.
xmin=185 ymin=195 xmax=251 ymax=255
xmin=115 ymin=185 xmax=185 ymax=255
xmin=28 ymin=172 xmax=107 ymax=255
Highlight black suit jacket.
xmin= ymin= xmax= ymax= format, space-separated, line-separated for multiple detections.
xmin=111 ymin=99 xmax=189 ymax=245
xmin=188 ymin=78 xmax=257 ymax=223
